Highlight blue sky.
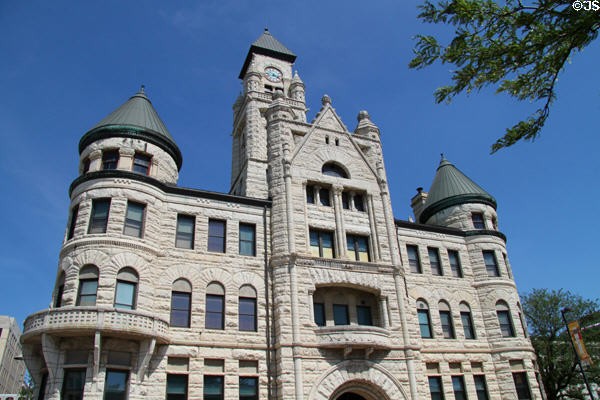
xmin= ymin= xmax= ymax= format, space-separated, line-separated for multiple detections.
xmin=1 ymin=1 xmax=598 ymax=327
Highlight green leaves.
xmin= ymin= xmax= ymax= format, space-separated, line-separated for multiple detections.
xmin=410 ymin=0 xmax=600 ymax=153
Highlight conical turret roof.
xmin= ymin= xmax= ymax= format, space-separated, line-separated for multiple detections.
xmin=419 ymin=156 xmax=496 ymax=223
xmin=239 ymin=29 xmax=296 ymax=79
xmin=79 ymin=87 xmax=182 ymax=170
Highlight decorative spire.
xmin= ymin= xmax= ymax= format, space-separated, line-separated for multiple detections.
xmin=321 ymin=94 xmax=332 ymax=105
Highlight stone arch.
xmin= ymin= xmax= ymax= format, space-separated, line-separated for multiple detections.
xmin=308 ymin=360 xmax=409 ymax=400
xmin=309 ymin=269 xmax=382 ymax=293
xmin=109 ymin=252 xmax=150 ymax=278
xmin=232 ymin=271 xmax=264 ymax=297
xmin=159 ymin=265 xmax=203 ymax=289
xmin=198 ymin=268 xmax=235 ymax=294
xmin=66 ymin=249 xmax=110 ymax=274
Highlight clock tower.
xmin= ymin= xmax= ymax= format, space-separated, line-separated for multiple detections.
xmin=230 ymin=29 xmax=307 ymax=198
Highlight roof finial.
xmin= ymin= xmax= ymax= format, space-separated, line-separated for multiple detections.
xmin=264 ymin=27 xmax=269 ymax=33
xmin=139 ymin=85 xmax=145 ymax=94
xmin=440 ymin=153 xmax=445 ymax=161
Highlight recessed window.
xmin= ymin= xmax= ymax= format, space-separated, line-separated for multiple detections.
xmin=102 ymin=150 xmax=119 ymax=170
xmin=346 ymin=235 xmax=370 ymax=262
xmin=496 ymin=300 xmax=516 ymax=337
xmin=439 ymin=301 xmax=455 ymax=339
xmin=114 ymin=268 xmax=138 ymax=310
xmin=82 ymin=158 xmax=90 ymax=174
xmin=472 ymin=212 xmax=485 ymax=229
xmin=448 ymin=250 xmax=462 ymax=278
xmin=166 ymin=374 xmax=188 ymax=400
xmin=428 ymin=376 xmax=444 ymax=400
xmin=123 ymin=201 xmax=145 ymax=238
xmin=239 ymin=223 xmax=256 ymax=256
xmin=77 ymin=265 xmax=99 ymax=306
xmin=333 ymin=304 xmax=349 ymax=325
xmin=341 ymin=192 xmax=350 ymax=209
xmin=407 ymin=245 xmax=422 ymax=273
xmin=354 ymin=194 xmax=365 ymax=212
xmin=88 ymin=198 xmax=111 ymax=234
xmin=55 ymin=272 xmax=65 ymax=308
xmin=132 ymin=152 xmax=151 ymax=175
xmin=513 ymin=372 xmax=532 ymax=400
xmin=309 ymin=229 xmax=335 ymax=258
xmin=313 ymin=302 xmax=325 ymax=326
xmin=483 ymin=251 xmax=500 ymax=277
xmin=203 ymin=375 xmax=224 ymax=400
xmin=175 ymin=214 xmax=195 ymax=249
xmin=62 ymin=369 xmax=86 ymax=400
xmin=417 ymin=299 xmax=433 ymax=338
xmin=206 ymin=282 xmax=225 ymax=330
xmin=428 ymin=247 xmax=443 ymax=276
xmin=356 ymin=305 xmax=373 ymax=326
xmin=239 ymin=376 xmax=258 ymax=400
xmin=319 ymin=188 xmax=331 ymax=206
xmin=103 ymin=370 xmax=128 ymax=400
xmin=474 ymin=375 xmax=490 ymax=400
xmin=321 ymin=162 xmax=348 ymax=178
xmin=239 ymin=285 xmax=257 ymax=332
xmin=171 ymin=279 xmax=192 ymax=328
xmin=67 ymin=204 xmax=79 ymax=240
xmin=306 ymin=185 xmax=315 ymax=204
xmin=451 ymin=376 xmax=467 ymax=400
xmin=460 ymin=302 xmax=476 ymax=340
xmin=208 ymin=219 xmax=226 ymax=253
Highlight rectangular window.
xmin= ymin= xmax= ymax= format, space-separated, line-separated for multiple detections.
xmin=62 ymin=369 xmax=86 ymax=400
xmin=89 ymin=198 xmax=111 ymax=234
xmin=341 ymin=192 xmax=350 ymax=209
xmin=347 ymin=235 xmax=370 ymax=262
xmin=206 ymin=294 xmax=225 ymax=330
xmin=166 ymin=374 xmax=188 ymax=400
xmin=354 ymin=194 xmax=365 ymax=212
xmin=306 ymin=185 xmax=315 ymax=204
xmin=474 ymin=375 xmax=489 ymax=400
xmin=208 ymin=219 xmax=226 ymax=253
xmin=452 ymin=376 xmax=467 ymax=400
xmin=333 ymin=304 xmax=349 ymax=325
xmin=55 ymin=284 xmax=65 ymax=308
xmin=175 ymin=215 xmax=195 ymax=249
xmin=310 ymin=230 xmax=335 ymax=258
xmin=104 ymin=370 xmax=128 ymax=400
xmin=203 ymin=375 xmax=224 ymax=400
xmin=123 ymin=202 xmax=145 ymax=238
xmin=239 ymin=297 xmax=257 ymax=332
xmin=77 ymin=279 xmax=98 ymax=306
xmin=132 ymin=153 xmax=151 ymax=175
xmin=102 ymin=150 xmax=119 ymax=170
xmin=428 ymin=247 xmax=443 ymax=275
xmin=418 ymin=309 xmax=433 ymax=338
xmin=407 ymin=245 xmax=421 ymax=273
xmin=448 ymin=250 xmax=462 ymax=278
xmin=483 ymin=251 xmax=500 ymax=277
xmin=356 ymin=305 xmax=373 ymax=326
xmin=497 ymin=310 xmax=516 ymax=337
xmin=314 ymin=302 xmax=325 ymax=326
xmin=67 ymin=204 xmax=79 ymax=240
xmin=239 ymin=223 xmax=256 ymax=256
xmin=171 ymin=292 xmax=191 ymax=328
xmin=472 ymin=212 xmax=485 ymax=229
xmin=239 ymin=377 xmax=258 ymax=400
xmin=461 ymin=312 xmax=476 ymax=339
xmin=440 ymin=311 xmax=455 ymax=339
xmin=428 ymin=376 xmax=444 ymax=400
xmin=114 ymin=281 xmax=136 ymax=310
xmin=513 ymin=372 xmax=532 ymax=400
xmin=82 ymin=158 xmax=90 ymax=174
xmin=319 ymin=188 xmax=331 ymax=206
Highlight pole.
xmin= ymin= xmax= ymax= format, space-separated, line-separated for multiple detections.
xmin=561 ymin=308 xmax=596 ymax=400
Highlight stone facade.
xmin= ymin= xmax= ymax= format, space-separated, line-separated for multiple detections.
xmin=0 ymin=316 xmax=26 ymax=396
xmin=21 ymin=30 xmax=542 ymax=400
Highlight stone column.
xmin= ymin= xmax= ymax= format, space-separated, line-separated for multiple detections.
xmin=366 ymin=193 xmax=380 ymax=261
xmin=332 ymin=185 xmax=346 ymax=258
xmin=88 ymin=149 xmax=102 ymax=172
xmin=118 ymin=148 xmax=135 ymax=171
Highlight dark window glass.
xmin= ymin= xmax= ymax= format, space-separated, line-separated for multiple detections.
xmin=239 ymin=224 xmax=256 ymax=256
xmin=171 ymin=292 xmax=191 ymax=328
xmin=208 ymin=219 xmax=226 ymax=253
xmin=428 ymin=376 xmax=444 ymax=400
xmin=341 ymin=192 xmax=350 ymax=209
xmin=407 ymin=245 xmax=421 ymax=273
xmin=123 ymin=202 xmax=145 ymax=238
xmin=132 ymin=153 xmax=151 ymax=175
xmin=67 ymin=205 xmax=79 ymax=240
xmin=103 ymin=370 xmax=128 ymax=400
xmin=461 ymin=312 xmax=476 ymax=339
xmin=102 ymin=150 xmax=119 ymax=170
xmin=451 ymin=376 xmax=467 ymax=400
xmin=239 ymin=297 xmax=257 ymax=332
xmin=448 ymin=250 xmax=463 ymax=278
xmin=497 ymin=310 xmax=515 ymax=337
xmin=306 ymin=185 xmax=315 ymax=204
xmin=166 ymin=374 xmax=188 ymax=400
xmin=77 ymin=279 xmax=98 ymax=306
xmin=472 ymin=212 xmax=485 ymax=229
xmin=314 ymin=303 xmax=325 ymax=326
xmin=239 ymin=377 xmax=258 ymax=400
xmin=89 ymin=199 xmax=110 ymax=234
xmin=440 ymin=311 xmax=455 ymax=339
xmin=309 ymin=230 xmax=335 ymax=258
xmin=333 ymin=304 xmax=349 ymax=325
xmin=418 ymin=309 xmax=432 ymax=338
xmin=55 ymin=284 xmax=65 ymax=308
xmin=114 ymin=281 xmax=136 ymax=310
xmin=483 ymin=251 xmax=500 ymax=277
xmin=322 ymin=163 xmax=348 ymax=178
xmin=354 ymin=194 xmax=365 ymax=211
xmin=62 ymin=369 xmax=86 ymax=400
xmin=474 ymin=375 xmax=489 ymax=400
xmin=513 ymin=372 xmax=532 ymax=400
xmin=319 ymin=188 xmax=331 ymax=206
xmin=356 ymin=305 xmax=373 ymax=326
xmin=347 ymin=235 xmax=370 ymax=262
xmin=176 ymin=215 xmax=195 ymax=249
xmin=203 ymin=375 xmax=224 ymax=400
xmin=206 ymin=294 xmax=224 ymax=330
xmin=428 ymin=247 xmax=443 ymax=275
xmin=37 ymin=372 xmax=48 ymax=400
xmin=82 ymin=158 xmax=90 ymax=174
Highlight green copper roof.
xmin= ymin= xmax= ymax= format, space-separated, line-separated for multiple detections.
xmin=419 ymin=156 xmax=496 ymax=223
xmin=79 ymin=87 xmax=182 ymax=170
xmin=239 ymin=29 xmax=297 ymax=79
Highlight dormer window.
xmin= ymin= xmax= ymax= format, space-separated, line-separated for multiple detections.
xmin=322 ymin=162 xmax=348 ymax=178
xmin=133 ymin=153 xmax=151 ymax=175
xmin=102 ymin=150 xmax=119 ymax=170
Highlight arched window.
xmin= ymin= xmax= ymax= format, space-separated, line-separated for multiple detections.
xmin=496 ymin=300 xmax=515 ymax=337
xmin=417 ymin=299 xmax=432 ymax=338
xmin=206 ymin=282 xmax=225 ymax=330
xmin=171 ymin=279 xmax=192 ymax=328
xmin=77 ymin=264 xmax=99 ymax=306
xmin=239 ymin=285 xmax=257 ymax=332
xmin=54 ymin=272 xmax=65 ymax=308
xmin=459 ymin=302 xmax=475 ymax=339
xmin=321 ymin=162 xmax=348 ymax=178
xmin=517 ymin=302 xmax=528 ymax=337
xmin=114 ymin=267 xmax=138 ymax=310
xmin=438 ymin=301 xmax=455 ymax=339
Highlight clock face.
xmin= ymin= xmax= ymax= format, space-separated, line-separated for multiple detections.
xmin=264 ymin=67 xmax=282 ymax=83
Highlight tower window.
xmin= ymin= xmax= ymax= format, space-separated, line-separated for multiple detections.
xmin=62 ymin=369 xmax=86 ymax=400
xmin=77 ymin=265 xmax=99 ymax=307
xmin=513 ymin=372 xmax=532 ymax=400
xmin=102 ymin=150 xmax=119 ymax=170
xmin=88 ymin=198 xmax=111 ymax=234
xmin=123 ymin=201 xmax=145 ymax=238
xmin=496 ymin=300 xmax=516 ymax=337
xmin=132 ymin=153 xmax=151 ymax=175
xmin=471 ymin=212 xmax=485 ymax=229
xmin=82 ymin=158 xmax=90 ymax=174
xmin=114 ymin=267 xmax=138 ymax=310
xmin=309 ymin=229 xmax=335 ymax=258
xmin=104 ymin=370 xmax=129 ymax=400
xmin=67 ymin=204 xmax=79 ymax=240
xmin=483 ymin=251 xmax=500 ymax=277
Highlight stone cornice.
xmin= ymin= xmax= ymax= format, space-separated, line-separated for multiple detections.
xmin=395 ymin=219 xmax=506 ymax=242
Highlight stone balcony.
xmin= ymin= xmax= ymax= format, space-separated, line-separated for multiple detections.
xmin=315 ymin=325 xmax=391 ymax=350
xmin=22 ymin=306 xmax=170 ymax=344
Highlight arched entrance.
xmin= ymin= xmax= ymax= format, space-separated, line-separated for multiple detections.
xmin=330 ymin=381 xmax=389 ymax=400
xmin=336 ymin=393 xmax=367 ymax=400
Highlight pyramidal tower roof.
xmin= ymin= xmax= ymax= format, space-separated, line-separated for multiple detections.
xmin=239 ymin=29 xmax=296 ymax=79
xmin=419 ymin=155 xmax=496 ymax=223
xmin=79 ymin=86 xmax=182 ymax=169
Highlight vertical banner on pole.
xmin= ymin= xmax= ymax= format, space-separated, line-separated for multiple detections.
xmin=568 ymin=320 xmax=593 ymax=367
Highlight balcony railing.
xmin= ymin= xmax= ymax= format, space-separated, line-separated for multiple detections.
xmin=22 ymin=306 xmax=170 ymax=343
xmin=315 ymin=325 xmax=391 ymax=349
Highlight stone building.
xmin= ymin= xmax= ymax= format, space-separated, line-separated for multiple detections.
xmin=21 ymin=30 xmax=542 ymax=400
xmin=0 ymin=316 xmax=26 ymax=397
